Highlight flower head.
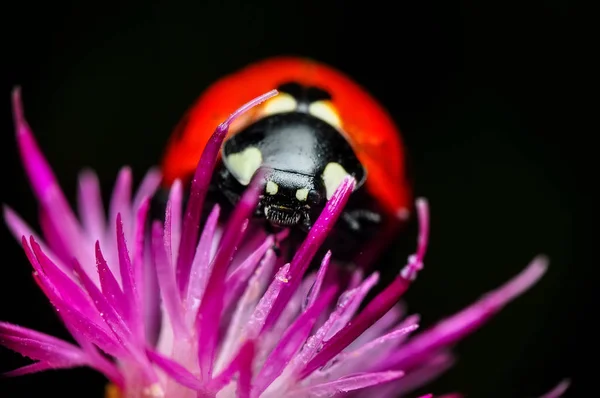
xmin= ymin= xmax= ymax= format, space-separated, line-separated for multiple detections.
xmin=1 ymin=88 xmax=567 ymax=397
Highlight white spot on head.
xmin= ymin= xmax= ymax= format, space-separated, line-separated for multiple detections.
xmin=261 ymin=93 xmax=297 ymax=116
xmin=296 ymin=188 xmax=309 ymax=201
xmin=309 ymin=100 xmax=342 ymax=128
xmin=322 ymin=162 xmax=349 ymax=200
xmin=225 ymin=146 xmax=262 ymax=185
xmin=266 ymin=180 xmax=279 ymax=195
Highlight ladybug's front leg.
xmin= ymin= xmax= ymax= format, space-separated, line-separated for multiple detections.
xmin=341 ymin=209 xmax=382 ymax=232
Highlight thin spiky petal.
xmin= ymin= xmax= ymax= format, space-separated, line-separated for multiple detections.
xmin=304 ymin=251 xmax=331 ymax=310
xmin=132 ymin=197 xmax=151 ymax=343
xmin=214 ymin=251 xmax=276 ymax=374
xmin=540 ymin=379 xmax=571 ymax=398
xmin=368 ymin=352 xmax=455 ymax=398
xmin=116 ymin=213 xmax=141 ymax=343
xmin=23 ymin=238 xmax=124 ymax=357
xmin=185 ymin=204 xmax=220 ymax=316
xmin=176 ymin=90 xmax=278 ymax=288
xmin=3 ymin=362 xmax=64 ymax=377
xmin=325 ymin=272 xmax=379 ymax=341
xmin=300 ymin=197 xmax=430 ymax=378
xmin=151 ymin=222 xmax=186 ymax=338
xmin=77 ymin=169 xmax=105 ymax=239
xmin=383 ymin=256 xmax=548 ymax=370
xmin=244 ymin=263 xmax=291 ymax=341
xmin=95 ymin=241 xmax=127 ymax=317
xmin=72 ymin=256 xmax=133 ymax=347
xmin=132 ymin=168 xmax=161 ymax=213
xmin=254 ymin=286 xmax=338 ymax=395
xmin=166 ymin=180 xmax=183 ymax=281
xmin=210 ymin=340 xmax=256 ymax=393
xmin=323 ymin=319 xmax=420 ymax=379
xmin=0 ymin=322 xmax=86 ymax=366
xmin=196 ymin=175 xmax=263 ymax=380
xmin=224 ymin=235 xmax=274 ymax=308
xmin=289 ymin=371 xmax=405 ymax=397
xmin=263 ymin=176 xmax=356 ymax=332
xmin=146 ymin=349 xmax=203 ymax=391
xmin=27 ymin=237 xmax=104 ymax=329
xmin=11 ymin=87 xmax=86 ymax=264
xmin=38 ymin=205 xmax=72 ymax=265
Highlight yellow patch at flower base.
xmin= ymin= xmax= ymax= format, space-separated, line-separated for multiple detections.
xmin=105 ymin=383 xmax=121 ymax=398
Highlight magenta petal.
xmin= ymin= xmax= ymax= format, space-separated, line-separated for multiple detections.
xmin=27 ymin=238 xmax=102 ymax=326
xmin=77 ymin=169 xmax=106 ymax=239
xmin=196 ymin=176 xmax=264 ymax=380
xmin=146 ymin=349 xmax=203 ymax=390
xmin=210 ymin=340 xmax=256 ymax=395
xmin=304 ymin=251 xmax=331 ymax=310
xmin=539 ymin=379 xmax=570 ymax=398
xmin=387 ymin=256 xmax=548 ymax=370
xmin=300 ymin=198 xmax=430 ymax=378
xmin=38 ymin=206 xmax=71 ymax=265
xmin=151 ymin=222 xmax=186 ymax=338
xmin=95 ymin=241 xmax=126 ymax=316
xmin=166 ymin=180 xmax=183 ymax=285
xmin=254 ymin=285 xmax=338 ymax=395
xmin=375 ymin=352 xmax=455 ymax=398
xmin=108 ymin=167 xmax=134 ymax=249
xmin=224 ymin=235 xmax=274 ymax=308
xmin=263 ymin=176 xmax=356 ymax=332
xmin=236 ymin=343 xmax=254 ymax=398
xmin=244 ymin=263 xmax=291 ymax=340
xmin=132 ymin=199 xmax=150 ymax=326
xmin=4 ymin=206 xmax=48 ymax=256
xmin=116 ymin=213 xmax=142 ymax=344
xmin=303 ymin=277 xmax=412 ymax=378
xmin=71 ymin=258 xmax=133 ymax=347
xmin=325 ymin=272 xmax=380 ymax=341
xmin=176 ymin=90 xmax=278 ymax=284
xmin=34 ymin=271 xmax=124 ymax=357
xmin=132 ymin=168 xmax=161 ymax=212
xmin=328 ymin=320 xmax=419 ymax=379
xmin=215 ymin=250 xmax=276 ymax=373
xmin=3 ymin=362 xmax=64 ymax=377
xmin=23 ymin=239 xmax=124 ymax=357
xmin=11 ymin=88 xmax=85 ymax=262
xmin=290 ymin=371 xmax=404 ymax=397
xmin=0 ymin=322 xmax=86 ymax=365
xmin=185 ymin=204 xmax=220 ymax=313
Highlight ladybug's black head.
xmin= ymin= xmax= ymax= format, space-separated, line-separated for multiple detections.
xmin=218 ymin=111 xmax=366 ymax=231
xmin=258 ymin=167 xmax=322 ymax=229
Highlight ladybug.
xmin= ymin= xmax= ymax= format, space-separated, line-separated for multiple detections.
xmin=156 ymin=57 xmax=412 ymax=264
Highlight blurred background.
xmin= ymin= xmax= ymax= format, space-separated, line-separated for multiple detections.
xmin=1 ymin=1 xmax=585 ymax=397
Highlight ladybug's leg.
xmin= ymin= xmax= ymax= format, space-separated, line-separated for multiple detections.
xmin=341 ymin=209 xmax=382 ymax=232
xmin=339 ymin=209 xmax=401 ymax=272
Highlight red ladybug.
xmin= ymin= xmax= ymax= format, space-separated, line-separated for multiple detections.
xmin=158 ymin=57 xmax=412 ymax=263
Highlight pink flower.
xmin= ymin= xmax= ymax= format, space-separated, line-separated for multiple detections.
xmin=1 ymin=88 xmax=567 ymax=397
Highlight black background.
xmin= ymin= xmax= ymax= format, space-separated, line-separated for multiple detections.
xmin=0 ymin=1 xmax=586 ymax=397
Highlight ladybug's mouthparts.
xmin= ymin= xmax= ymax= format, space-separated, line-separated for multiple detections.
xmin=264 ymin=205 xmax=303 ymax=227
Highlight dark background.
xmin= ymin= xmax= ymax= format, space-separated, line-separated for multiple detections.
xmin=0 ymin=1 xmax=586 ymax=397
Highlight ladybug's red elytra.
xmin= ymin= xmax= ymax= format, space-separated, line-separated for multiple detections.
xmin=157 ymin=57 xmax=412 ymax=264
